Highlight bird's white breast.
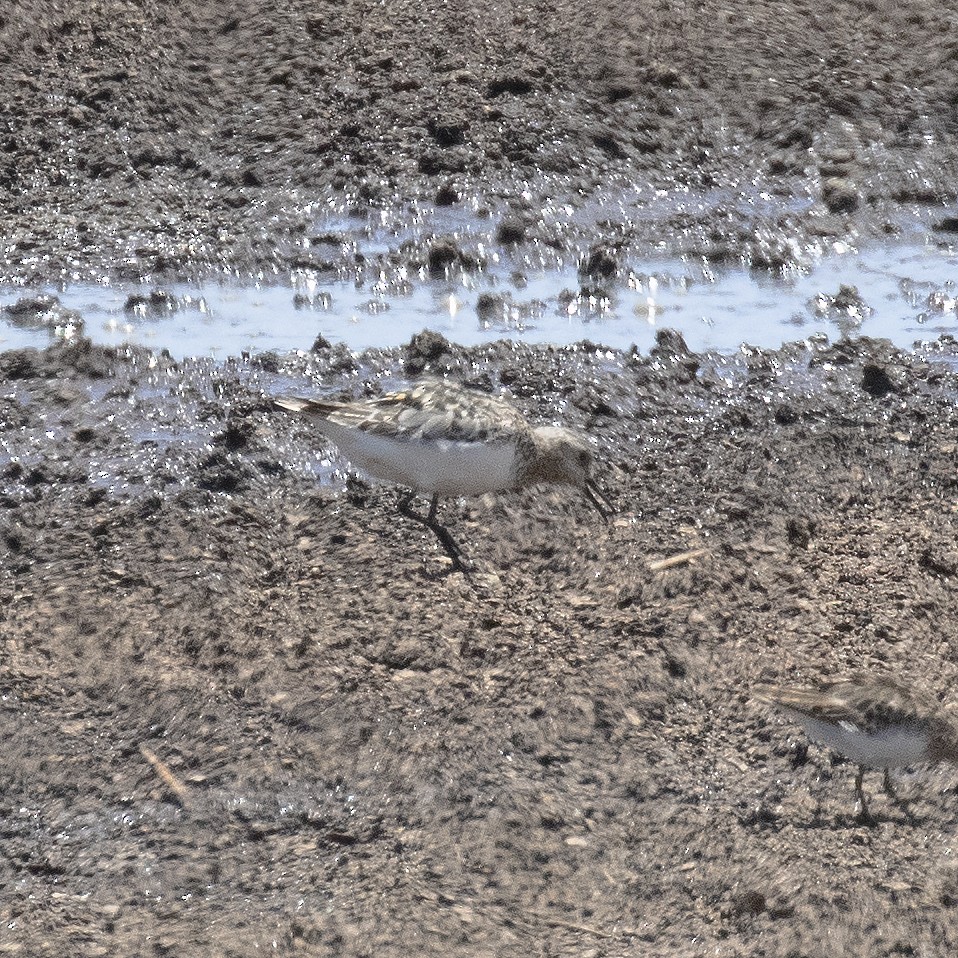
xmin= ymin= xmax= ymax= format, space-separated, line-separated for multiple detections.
xmin=316 ymin=422 xmax=519 ymax=496
xmin=796 ymin=714 xmax=930 ymax=767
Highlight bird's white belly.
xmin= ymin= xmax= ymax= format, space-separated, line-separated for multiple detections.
xmin=797 ymin=715 xmax=930 ymax=767
xmin=318 ymin=425 xmax=518 ymax=496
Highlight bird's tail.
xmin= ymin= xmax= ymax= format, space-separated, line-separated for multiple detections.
xmin=274 ymin=396 xmax=340 ymax=417
xmin=752 ymin=684 xmax=825 ymax=713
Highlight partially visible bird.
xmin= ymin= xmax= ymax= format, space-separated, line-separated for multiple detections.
xmin=754 ymin=675 xmax=958 ymax=824
xmin=275 ymin=378 xmax=611 ymax=572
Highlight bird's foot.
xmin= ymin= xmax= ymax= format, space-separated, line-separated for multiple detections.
xmin=397 ymin=493 xmax=473 ymax=575
xmin=854 ymin=799 xmax=878 ymax=827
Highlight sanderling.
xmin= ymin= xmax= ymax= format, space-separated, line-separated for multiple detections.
xmin=275 ymin=378 xmax=611 ymax=571
xmin=754 ymin=675 xmax=958 ymax=823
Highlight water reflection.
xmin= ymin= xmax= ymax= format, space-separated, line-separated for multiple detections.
xmin=1 ymin=240 xmax=956 ymax=358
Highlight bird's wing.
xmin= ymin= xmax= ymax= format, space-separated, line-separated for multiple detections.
xmin=753 ymin=684 xmax=862 ymax=727
xmin=755 ymin=677 xmax=933 ymax=734
xmin=276 ymin=380 xmax=530 ymax=443
xmin=832 ymin=676 xmax=937 ymax=733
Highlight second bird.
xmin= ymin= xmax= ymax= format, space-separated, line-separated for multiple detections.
xmin=755 ymin=675 xmax=958 ymax=824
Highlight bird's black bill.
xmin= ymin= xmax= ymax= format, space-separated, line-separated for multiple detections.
xmin=584 ymin=479 xmax=614 ymax=522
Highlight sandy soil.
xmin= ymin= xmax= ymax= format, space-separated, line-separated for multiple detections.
xmin=3 ymin=2 xmax=958 ymax=956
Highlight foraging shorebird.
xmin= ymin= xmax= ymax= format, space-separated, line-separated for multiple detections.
xmin=754 ymin=676 xmax=958 ymax=823
xmin=275 ymin=378 xmax=611 ymax=571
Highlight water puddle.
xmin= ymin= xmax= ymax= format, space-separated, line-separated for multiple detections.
xmin=1 ymin=238 xmax=956 ymax=358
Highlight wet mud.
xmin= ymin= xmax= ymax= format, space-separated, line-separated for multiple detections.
xmin=4 ymin=1 xmax=958 ymax=956
xmin=4 ymin=331 xmax=958 ymax=955
xmin=1 ymin=1 xmax=958 ymax=284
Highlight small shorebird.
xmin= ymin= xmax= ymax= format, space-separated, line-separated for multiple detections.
xmin=275 ymin=379 xmax=611 ymax=571
xmin=754 ymin=676 xmax=958 ymax=824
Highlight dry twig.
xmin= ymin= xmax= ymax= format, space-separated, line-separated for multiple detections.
xmin=139 ymin=744 xmax=191 ymax=809
xmin=647 ymin=548 xmax=707 ymax=572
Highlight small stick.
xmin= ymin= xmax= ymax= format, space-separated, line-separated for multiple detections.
xmin=647 ymin=548 xmax=707 ymax=572
xmin=139 ymin=744 xmax=190 ymax=809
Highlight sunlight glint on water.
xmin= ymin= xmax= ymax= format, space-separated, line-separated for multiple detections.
xmin=0 ymin=242 xmax=956 ymax=359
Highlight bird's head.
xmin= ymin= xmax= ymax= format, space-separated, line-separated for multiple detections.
xmin=524 ymin=427 xmax=613 ymax=519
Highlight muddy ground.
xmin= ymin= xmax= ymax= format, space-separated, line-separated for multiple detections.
xmin=4 ymin=331 xmax=958 ymax=956
xmin=3 ymin=1 xmax=958 ymax=956
xmin=2 ymin=0 xmax=958 ymax=282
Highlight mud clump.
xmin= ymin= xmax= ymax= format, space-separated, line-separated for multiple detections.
xmin=580 ymin=244 xmax=620 ymax=280
xmin=861 ymin=363 xmax=898 ymax=397
xmin=403 ymin=329 xmax=457 ymax=376
xmin=3 ymin=295 xmax=84 ymax=332
xmin=496 ymin=216 xmax=528 ymax=245
xmin=822 ymin=177 xmax=860 ymax=213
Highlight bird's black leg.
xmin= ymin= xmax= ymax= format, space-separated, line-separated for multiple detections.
xmin=882 ymin=768 xmax=898 ymax=800
xmin=397 ymin=492 xmax=470 ymax=573
xmin=854 ymin=766 xmax=876 ymax=826
xmin=883 ymin=768 xmax=916 ymax=820
xmin=397 ymin=490 xmax=418 ymax=517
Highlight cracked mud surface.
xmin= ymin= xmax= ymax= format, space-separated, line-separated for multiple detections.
xmin=3 ymin=1 xmax=958 ymax=955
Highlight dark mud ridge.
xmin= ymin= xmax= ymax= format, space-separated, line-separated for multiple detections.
xmin=3 ymin=331 xmax=958 ymax=955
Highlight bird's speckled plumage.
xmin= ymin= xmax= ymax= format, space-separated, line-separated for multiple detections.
xmin=275 ymin=379 xmax=599 ymax=495
xmin=274 ymin=378 xmax=610 ymax=571
xmin=754 ymin=675 xmax=958 ymax=759
xmin=754 ymin=674 xmax=958 ymax=822
xmin=278 ymin=379 xmax=532 ymax=443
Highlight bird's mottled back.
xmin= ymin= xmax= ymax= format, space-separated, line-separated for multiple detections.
xmin=755 ymin=675 xmax=949 ymax=738
xmin=280 ymin=379 xmax=533 ymax=444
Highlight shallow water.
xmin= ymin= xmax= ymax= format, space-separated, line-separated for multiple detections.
xmin=1 ymin=237 xmax=956 ymax=358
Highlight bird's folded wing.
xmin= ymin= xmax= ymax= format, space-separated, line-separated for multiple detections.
xmin=753 ymin=685 xmax=863 ymax=727
xmin=754 ymin=680 xmax=932 ymax=734
xmin=277 ymin=380 xmax=530 ymax=443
